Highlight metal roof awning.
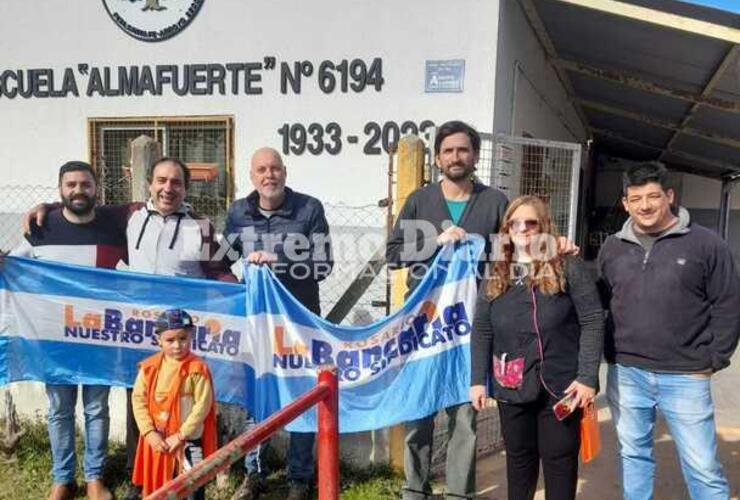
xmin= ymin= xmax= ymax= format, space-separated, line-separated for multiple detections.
xmin=520 ymin=0 xmax=740 ymax=178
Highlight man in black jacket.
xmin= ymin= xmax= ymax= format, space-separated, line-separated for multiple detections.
xmin=598 ymin=162 xmax=740 ymax=500
xmin=387 ymin=121 xmax=508 ymax=500
xmin=226 ymin=147 xmax=333 ymax=500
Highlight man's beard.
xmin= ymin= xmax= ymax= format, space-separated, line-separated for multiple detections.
xmin=259 ymin=185 xmax=286 ymax=204
xmin=62 ymin=194 xmax=96 ymax=216
xmin=442 ymin=162 xmax=474 ymax=181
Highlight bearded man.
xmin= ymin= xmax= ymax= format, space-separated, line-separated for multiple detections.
xmin=386 ymin=121 xmax=509 ymax=499
xmin=11 ymin=161 xmax=128 ymax=500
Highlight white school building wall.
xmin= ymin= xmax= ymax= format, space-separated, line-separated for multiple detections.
xmin=0 ymin=0 xmax=500 ymax=205
xmin=0 ymin=0 xmax=593 ymax=464
xmin=0 ymin=0 xmax=503 ymax=465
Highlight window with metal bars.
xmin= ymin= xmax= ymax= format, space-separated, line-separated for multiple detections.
xmin=88 ymin=116 xmax=234 ymax=231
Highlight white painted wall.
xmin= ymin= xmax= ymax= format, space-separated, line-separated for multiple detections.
xmin=0 ymin=0 xmax=501 ymax=465
xmin=492 ymin=0 xmax=587 ymax=143
xmin=0 ymin=0 xmax=500 ymax=205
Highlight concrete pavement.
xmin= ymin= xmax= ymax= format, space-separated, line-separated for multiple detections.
xmin=475 ymin=363 xmax=740 ymax=499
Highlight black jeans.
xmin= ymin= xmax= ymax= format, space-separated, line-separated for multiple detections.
xmin=182 ymin=439 xmax=206 ymax=500
xmin=498 ymin=391 xmax=581 ymax=500
xmin=126 ymin=388 xmax=139 ymax=477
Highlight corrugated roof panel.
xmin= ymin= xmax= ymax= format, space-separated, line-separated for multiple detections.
xmin=569 ymin=72 xmax=693 ymax=122
xmin=584 ymin=108 xmax=676 ymax=145
xmin=529 ymin=0 xmax=740 ymax=176
xmin=671 ymin=134 xmax=740 ymax=163
xmin=674 ymin=0 xmax=740 ymax=16
xmin=662 ymin=152 xmax=731 ymax=177
xmin=533 ymin=0 xmax=731 ymax=92
xmin=686 ymin=107 xmax=740 ymax=138
xmin=594 ymin=132 xmax=660 ymax=160
xmin=710 ymin=49 xmax=740 ymax=99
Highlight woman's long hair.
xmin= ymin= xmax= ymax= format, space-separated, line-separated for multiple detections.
xmin=485 ymin=195 xmax=566 ymax=300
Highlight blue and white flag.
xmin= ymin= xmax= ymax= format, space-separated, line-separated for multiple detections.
xmin=0 ymin=237 xmax=483 ymax=433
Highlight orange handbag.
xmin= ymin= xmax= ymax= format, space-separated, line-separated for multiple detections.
xmin=580 ymin=402 xmax=601 ymax=463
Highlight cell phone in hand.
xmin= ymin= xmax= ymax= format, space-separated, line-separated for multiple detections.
xmin=553 ymin=392 xmax=577 ymax=421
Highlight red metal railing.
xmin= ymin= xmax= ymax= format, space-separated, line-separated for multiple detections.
xmin=147 ymin=367 xmax=339 ymax=500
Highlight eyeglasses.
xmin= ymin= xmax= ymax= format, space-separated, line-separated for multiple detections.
xmin=507 ymin=219 xmax=539 ymax=231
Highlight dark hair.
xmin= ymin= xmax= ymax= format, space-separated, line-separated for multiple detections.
xmin=623 ymin=161 xmax=670 ymax=194
xmin=434 ymin=121 xmax=481 ymax=155
xmin=58 ymin=161 xmax=97 ymax=185
xmin=147 ymin=157 xmax=191 ymax=189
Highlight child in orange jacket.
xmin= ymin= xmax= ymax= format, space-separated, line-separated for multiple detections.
xmin=131 ymin=308 xmax=217 ymax=498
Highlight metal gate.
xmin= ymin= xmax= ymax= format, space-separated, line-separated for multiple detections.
xmin=426 ymin=132 xmax=582 ymax=241
xmin=491 ymin=134 xmax=582 ymax=240
xmin=89 ymin=116 xmax=234 ymax=232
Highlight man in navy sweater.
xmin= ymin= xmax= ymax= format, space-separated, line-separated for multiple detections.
xmin=598 ymin=162 xmax=740 ymax=500
xmin=225 ymin=147 xmax=333 ymax=500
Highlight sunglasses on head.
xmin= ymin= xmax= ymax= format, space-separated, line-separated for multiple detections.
xmin=507 ymin=218 xmax=539 ymax=231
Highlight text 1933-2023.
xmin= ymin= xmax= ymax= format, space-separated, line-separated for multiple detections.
xmin=277 ymin=120 xmax=435 ymax=156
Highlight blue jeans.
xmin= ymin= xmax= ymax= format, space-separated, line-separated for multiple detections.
xmin=287 ymin=432 xmax=315 ymax=482
xmin=243 ymin=411 xmax=315 ymax=483
xmin=243 ymin=413 xmax=263 ymax=475
xmin=606 ymin=364 xmax=729 ymax=500
xmin=46 ymin=384 xmax=110 ymax=483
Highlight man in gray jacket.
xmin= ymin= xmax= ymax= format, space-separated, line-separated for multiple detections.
xmin=386 ymin=121 xmax=508 ymax=500
xmin=598 ymin=161 xmax=740 ymax=500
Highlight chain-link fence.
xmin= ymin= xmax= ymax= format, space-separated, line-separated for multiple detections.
xmin=0 ymin=185 xmax=390 ymax=327
xmin=320 ymin=203 xmax=388 ymax=324
xmin=0 ymin=185 xmax=59 ymax=252
xmin=429 ymin=403 xmax=502 ymax=476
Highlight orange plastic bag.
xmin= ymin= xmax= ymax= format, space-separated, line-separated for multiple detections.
xmin=579 ymin=402 xmax=601 ymax=463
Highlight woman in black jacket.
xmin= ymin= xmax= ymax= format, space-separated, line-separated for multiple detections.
xmin=470 ymin=195 xmax=604 ymax=500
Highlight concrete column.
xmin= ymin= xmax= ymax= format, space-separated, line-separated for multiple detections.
xmin=388 ymin=135 xmax=425 ymax=470
xmin=130 ymin=135 xmax=161 ymax=202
